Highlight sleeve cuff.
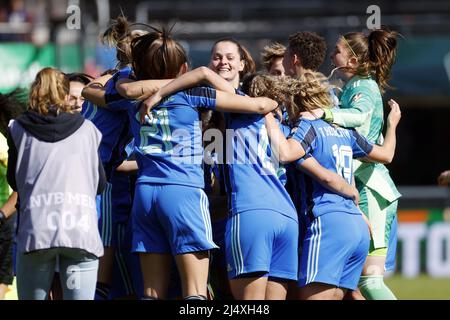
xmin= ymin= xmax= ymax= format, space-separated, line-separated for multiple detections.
xmin=322 ymin=108 xmax=333 ymax=122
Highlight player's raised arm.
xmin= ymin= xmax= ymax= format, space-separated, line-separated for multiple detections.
xmin=359 ymin=99 xmax=401 ymax=164
xmin=81 ymin=73 xmax=113 ymax=107
xmin=115 ymin=78 xmax=173 ymax=100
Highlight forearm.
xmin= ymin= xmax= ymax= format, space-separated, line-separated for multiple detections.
xmin=82 ymin=86 xmax=106 ymax=106
xmin=1 ymin=192 xmax=18 ymax=218
xmin=159 ymin=66 xmax=235 ymax=98
xmin=265 ymin=113 xmax=304 ymax=163
xmin=81 ymin=74 xmax=113 ymax=107
xmin=380 ymin=123 xmax=396 ymax=162
xmin=331 ymin=107 xmax=370 ymax=128
xmin=299 ymin=158 xmax=357 ymax=200
xmin=329 ymin=95 xmax=372 ymax=127
xmin=116 ymin=79 xmax=172 ymax=100
xmin=115 ymin=160 xmax=138 ymax=174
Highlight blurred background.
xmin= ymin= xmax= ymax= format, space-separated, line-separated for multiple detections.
xmin=1 ymin=0 xmax=450 ymax=299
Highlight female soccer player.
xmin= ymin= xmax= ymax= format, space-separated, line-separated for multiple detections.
xmin=80 ymin=16 xmax=151 ymax=300
xmin=323 ymin=27 xmax=401 ymax=299
xmin=105 ymin=29 xmax=279 ymax=300
xmin=261 ymin=42 xmax=286 ymax=76
xmin=261 ymin=71 xmax=401 ymax=299
xmin=138 ymin=41 xmax=359 ymax=300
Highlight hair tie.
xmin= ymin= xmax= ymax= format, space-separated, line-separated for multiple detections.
xmin=341 ymin=36 xmax=358 ymax=58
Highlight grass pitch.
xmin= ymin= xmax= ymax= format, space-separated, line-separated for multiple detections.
xmin=385 ymin=275 xmax=450 ymax=300
xmin=4 ymin=275 xmax=450 ymax=300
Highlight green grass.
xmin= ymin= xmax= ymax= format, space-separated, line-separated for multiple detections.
xmin=4 ymin=275 xmax=450 ymax=300
xmin=385 ymin=275 xmax=450 ymax=300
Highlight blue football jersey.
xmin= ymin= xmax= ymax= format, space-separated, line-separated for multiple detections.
xmin=291 ymin=119 xmax=373 ymax=219
xmin=108 ymin=86 xmax=217 ymax=188
xmin=81 ymin=67 xmax=131 ymax=165
xmin=223 ymin=111 xmax=297 ymax=222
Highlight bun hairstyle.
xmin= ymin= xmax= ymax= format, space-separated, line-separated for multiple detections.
xmin=131 ymin=26 xmax=188 ymax=80
xmin=102 ymin=15 xmax=148 ymax=69
xmin=242 ymin=71 xmax=332 ymax=122
xmin=342 ymin=26 xmax=398 ymax=94
xmin=29 ymin=67 xmax=71 ymax=115
xmin=211 ymin=38 xmax=256 ymax=80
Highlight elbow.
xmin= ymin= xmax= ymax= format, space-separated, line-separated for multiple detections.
xmin=198 ymin=66 xmax=210 ymax=78
xmin=382 ymin=155 xmax=394 ymax=165
xmin=118 ymin=84 xmax=132 ymax=99
xmin=81 ymin=87 xmax=89 ymax=99
xmin=378 ymin=154 xmax=393 ymax=164
xmin=278 ymin=155 xmax=290 ymax=164
xmin=319 ymin=174 xmax=334 ymax=186
xmin=278 ymin=150 xmax=295 ymax=164
xmin=258 ymin=101 xmax=277 ymax=114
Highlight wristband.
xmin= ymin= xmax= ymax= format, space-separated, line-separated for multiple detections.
xmin=322 ymin=108 xmax=333 ymax=122
xmin=0 ymin=209 xmax=6 ymax=226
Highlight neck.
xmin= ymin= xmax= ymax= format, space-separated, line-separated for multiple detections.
xmin=231 ymin=77 xmax=240 ymax=89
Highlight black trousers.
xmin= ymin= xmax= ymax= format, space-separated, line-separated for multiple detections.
xmin=0 ymin=213 xmax=15 ymax=285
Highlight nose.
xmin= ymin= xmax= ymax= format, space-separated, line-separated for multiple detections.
xmin=218 ymin=57 xmax=228 ymax=65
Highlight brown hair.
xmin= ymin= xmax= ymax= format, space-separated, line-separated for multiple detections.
xmin=102 ymin=15 xmax=147 ymax=69
xmin=288 ymin=31 xmax=327 ymax=71
xmin=29 ymin=68 xmax=71 ymax=115
xmin=261 ymin=42 xmax=286 ymax=71
xmin=211 ymin=38 xmax=256 ymax=80
xmin=342 ymin=26 xmax=398 ymax=94
xmin=243 ymin=72 xmax=332 ymax=122
xmin=131 ymin=27 xmax=188 ymax=80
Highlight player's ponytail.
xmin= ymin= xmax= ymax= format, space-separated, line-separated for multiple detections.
xmin=102 ymin=15 xmax=148 ymax=69
xmin=131 ymin=26 xmax=188 ymax=80
xmin=368 ymin=27 xmax=398 ymax=94
xmin=342 ymin=26 xmax=398 ymax=94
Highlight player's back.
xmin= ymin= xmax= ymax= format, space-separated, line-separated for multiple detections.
xmin=123 ymin=86 xmax=217 ymax=189
xmin=292 ymin=118 xmax=369 ymax=219
xmin=223 ymin=112 xmax=297 ymax=222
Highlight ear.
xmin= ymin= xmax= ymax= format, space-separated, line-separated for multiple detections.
xmin=292 ymin=54 xmax=301 ymax=67
xmin=347 ymin=56 xmax=358 ymax=68
xmin=179 ymin=62 xmax=189 ymax=75
xmin=238 ymin=59 xmax=245 ymax=72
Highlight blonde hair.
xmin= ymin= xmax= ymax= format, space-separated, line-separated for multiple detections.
xmin=261 ymin=42 xmax=286 ymax=71
xmin=244 ymin=71 xmax=332 ymax=122
xmin=29 ymin=68 xmax=71 ymax=115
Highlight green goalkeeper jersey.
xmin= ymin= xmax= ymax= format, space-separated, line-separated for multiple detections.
xmin=330 ymin=75 xmax=401 ymax=203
